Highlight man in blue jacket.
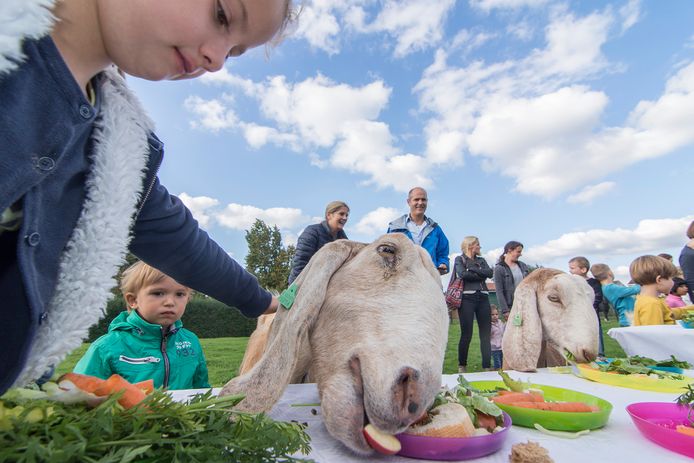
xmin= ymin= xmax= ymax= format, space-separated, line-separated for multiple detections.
xmin=387 ymin=187 xmax=450 ymax=275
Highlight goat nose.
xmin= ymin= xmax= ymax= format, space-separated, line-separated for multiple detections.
xmin=393 ymin=367 xmax=422 ymax=422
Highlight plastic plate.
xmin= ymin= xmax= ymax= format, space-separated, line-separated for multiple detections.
xmin=596 ymin=358 xmax=684 ymax=375
xmin=678 ymin=320 xmax=694 ymax=329
xmin=626 ymin=402 xmax=694 ymax=458
xmin=469 ymin=380 xmax=612 ymax=431
xmin=395 ymin=412 xmax=511 ymax=461
xmin=574 ymin=363 xmax=694 ymax=393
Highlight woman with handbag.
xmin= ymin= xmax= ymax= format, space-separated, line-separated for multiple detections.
xmin=454 ymin=236 xmax=493 ymax=373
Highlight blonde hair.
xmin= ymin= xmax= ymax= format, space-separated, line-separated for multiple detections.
xmin=460 ymin=236 xmax=480 ymax=255
xmin=120 ymin=261 xmax=189 ymax=308
xmin=590 ymin=263 xmax=612 ymax=281
xmin=629 ymin=255 xmax=678 ymax=285
xmin=324 ymin=201 xmax=349 ymax=219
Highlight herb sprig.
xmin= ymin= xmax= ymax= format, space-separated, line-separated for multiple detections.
xmin=0 ymin=389 xmax=312 ymax=463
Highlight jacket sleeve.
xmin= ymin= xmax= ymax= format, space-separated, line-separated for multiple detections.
xmin=73 ymin=342 xmax=113 ymax=380
xmin=435 ymin=229 xmax=450 ymax=272
xmin=288 ymin=226 xmax=319 ymax=284
xmin=493 ymin=265 xmax=511 ymax=313
xmin=588 ymin=279 xmax=603 ymax=310
xmin=130 ymin=178 xmax=271 ymax=318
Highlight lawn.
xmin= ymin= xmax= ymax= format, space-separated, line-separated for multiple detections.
xmin=58 ymin=318 xmax=625 ymax=387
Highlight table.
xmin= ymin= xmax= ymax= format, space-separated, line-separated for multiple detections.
xmin=608 ymin=324 xmax=694 ymax=364
xmin=171 ymin=370 xmax=691 ymax=462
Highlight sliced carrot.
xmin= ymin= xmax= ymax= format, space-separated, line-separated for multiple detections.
xmin=507 ymin=401 xmax=597 ymax=412
xmin=59 ymin=373 xmax=106 ymax=393
xmin=95 ymin=374 xmax=147 ymax=409
xmin=133 ymin=379 xmax=154 ymax=394
xmin=676 ymin=425 xmax=694 ymax=437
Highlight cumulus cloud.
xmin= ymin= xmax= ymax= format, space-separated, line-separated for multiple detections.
xmin=566 ymin=182 xmax=616 ymax=204
xmin=215 ymin=204 xmax=308 ymax=231
xmin=353 ymin=207 xmax=401 ymax=237
xmin=415 ymin=5 xmax=694 ymax=198
xmin=184 ymin=95 xmax=238 ymax=132
xmin=178 ymin=193 xmax=219 ymax=228
xmin=469 ymin=0 xmax=550 ymax=12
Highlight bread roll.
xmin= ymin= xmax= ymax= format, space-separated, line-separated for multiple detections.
xmin=405 ymin=403 xmax=476 ymax=438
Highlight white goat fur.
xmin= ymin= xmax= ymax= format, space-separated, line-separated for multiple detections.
xmin=220 ymin=234 xmax=450 ymax=454
xmin=502 ymin=268 xmax=599 ymax=372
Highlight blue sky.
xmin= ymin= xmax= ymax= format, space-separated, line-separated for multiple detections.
xmin=130 ymin=0 xmax=693 ymax=284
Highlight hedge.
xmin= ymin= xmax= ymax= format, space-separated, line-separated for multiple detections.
xmin=86 ymin=296 xmax=258 ymax=342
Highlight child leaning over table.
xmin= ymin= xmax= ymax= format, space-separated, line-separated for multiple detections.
xmin=629 ymin=255 xmax=694 ymax=326
xmin=74 ymin=261 xmax=209 ymax=390
xmin=591 ymin=263 xmax=640 ymax=327
xmin=666 ymin=277 xmax=689 ymax=309
xmin=490 ymin=305 xmax=505 ymax=370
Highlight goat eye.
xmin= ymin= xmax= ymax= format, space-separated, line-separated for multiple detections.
xmin=547 ymin=294 xmax=561 ymax=303
xmin=377 ymin=244 xmax=396 ymax=255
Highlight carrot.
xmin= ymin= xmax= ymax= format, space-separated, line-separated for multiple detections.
xmin=507 ymin=401 xmax=598 ymax=412
xmin=133 ymin=379 xmax=154 ymax=394
xmin=58 ymin=373 xmax=106 ymax=393
xmin=94 ymin=374 xmax=147 ymax=409
xmin=491 ymin=392 xmax=545 ymax=404
xmin=676 ymin=425 xmax=694 ymax=437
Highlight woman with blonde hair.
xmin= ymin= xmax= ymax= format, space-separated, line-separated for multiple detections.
xmin=453 ymin=236 xmax=493 ymax=372
xmin=288 ymin=201 xmax=349 ymax=284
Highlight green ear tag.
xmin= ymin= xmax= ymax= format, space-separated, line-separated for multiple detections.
xmin=279 ymin=283 xmax=297 ymax=310
xmin=513 ymin=313 xmax=523 ymax=326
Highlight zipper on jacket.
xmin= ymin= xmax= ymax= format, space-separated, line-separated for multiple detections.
xmin=160 ymin=333 xmax=170 ymax=389
xmin=135 ymin=152 xmax=162 ymax=219
xmin=118 ymin=355 xmax=160 ymax=364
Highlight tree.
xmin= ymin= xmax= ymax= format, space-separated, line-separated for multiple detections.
xmin=245 ymin=219 xmax=295 ymax=291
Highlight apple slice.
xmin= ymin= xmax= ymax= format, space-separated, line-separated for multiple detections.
xmin=363 ymin=424 xmax=402 ymax=455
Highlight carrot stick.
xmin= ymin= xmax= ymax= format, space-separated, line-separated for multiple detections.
xmin=133 ymin=379 xmax=154 ymax=394
xmin=507 ymin=401 xmax=597 ymax=412
xmin=94 ymin=374 xmax=147 ymax=409
xmin=491 ymin=392 xmax=545 ymax=404
xmin=59 ymin=373 xmax=106 ymax=393
xmin=676 ymin=425 xmax=694 ymax=437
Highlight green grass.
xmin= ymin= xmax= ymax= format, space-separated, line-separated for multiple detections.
xmin=58 ymin=318 xmax=625 ymax=387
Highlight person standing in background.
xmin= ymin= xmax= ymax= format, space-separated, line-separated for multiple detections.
xmin=569 ymin=256 xmax=604 ymax=357
xmin=387 ymin=187 xmax=449 ymax=275
xmin=493 ymin=241 xmax=529 ymax=318
xmin=679 ymin=221 xmax=694 ymax=304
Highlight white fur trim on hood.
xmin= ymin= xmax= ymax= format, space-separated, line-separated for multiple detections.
xmin=3 ymin=0 xmax=155 ymax=386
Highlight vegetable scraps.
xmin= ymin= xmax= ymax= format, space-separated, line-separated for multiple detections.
xmin=0 ymin=374 xmax=312 ymax=463
xmin=675 ymin=383 xmax=694 ymax=437
xmin=429 ymin=375 xmax=505 ymax=432
xmin=493 ymin=372 xmax=599 ymax=413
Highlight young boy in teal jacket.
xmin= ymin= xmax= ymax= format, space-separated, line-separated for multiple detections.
xmin=591 ymin=263 xmax=640 ymax=327
xmin=74 ymin=262 xmax=209 ymax=389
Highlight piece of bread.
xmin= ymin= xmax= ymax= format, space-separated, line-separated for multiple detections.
xmin=405 ymin=403 xmax=476 ymax=438
xmin=509 ymin=441 xmax=554 ymax=463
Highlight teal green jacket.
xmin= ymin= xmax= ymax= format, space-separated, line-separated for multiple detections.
xmin=74 ymin=311 xmax=209 ymax=390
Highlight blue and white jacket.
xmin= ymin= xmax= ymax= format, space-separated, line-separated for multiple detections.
xmin=387 ymin=214 xmax=450 ymax=273
xmin=0 ymin=0 xmax=270 ymax=391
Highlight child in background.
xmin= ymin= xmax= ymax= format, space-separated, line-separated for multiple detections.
xmin=74 ymin=262 xmax=209 ymax=390
xmin=591 ymin=263 xmax=640 ymax=326
xmin=569 ymin=256 xmax=604 ymax=356
xmin=490 ymin=305 xmax=505 ymax=370
xmin=666 ymin=277 xmax=689 ymax=309
xmin=630 ymin=256 xmax=694 ymax=326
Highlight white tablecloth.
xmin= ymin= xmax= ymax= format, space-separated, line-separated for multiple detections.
xmin=608 ymin=324 xmax=694 ymax=364
xmin=171 ymin=370 xmax=690 ymax=462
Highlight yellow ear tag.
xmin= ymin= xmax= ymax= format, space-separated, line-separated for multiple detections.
xmin=279 ymin=283 xmax=297 ymax=310
xmin=513 ymin=313 xmax=523 ymax=326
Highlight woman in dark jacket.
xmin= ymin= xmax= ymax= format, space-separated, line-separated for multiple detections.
xmin=288 ymin=201 xmax=349 ymax=284
xmin=455 ymin=236 xmax=494 ymax=373
xmin=493 ymin=240 xmax=530 ymax=317
xmin=679 ymin=220 xmax=694 ymax=304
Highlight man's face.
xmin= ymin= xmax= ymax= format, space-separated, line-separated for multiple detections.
xmin=407 ymin=189 xmax=428 ymax=216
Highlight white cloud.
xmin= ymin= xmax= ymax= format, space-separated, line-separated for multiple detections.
xmin=469 ymin=0 xmax=550 ymax=12
xmin=178 ymin=193 xmax=219 ymax=228
xmin=353 ymin=207 xmax=401 ymax=237
xmin=619 ymin=0 xmax=641 ymax=33
xmin=184 ymin=95 xmax=238 ymax=132
xmin=215 ymin=203 xmax=308 ymax=231
xmin=566 ymin=181 xmax=616 ymax=204
xmin=523 ymin=215 xmax=694 ymax=264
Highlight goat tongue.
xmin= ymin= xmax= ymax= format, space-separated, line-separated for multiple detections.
xmin=363 ymin=424 xmax=401 ymax=455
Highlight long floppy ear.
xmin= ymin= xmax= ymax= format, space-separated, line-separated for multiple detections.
xmin=219 ymin=240 xmax=366 ymax=412
xmin=501 ymin=278 xmax=542 ymax=372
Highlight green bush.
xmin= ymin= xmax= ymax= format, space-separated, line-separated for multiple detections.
xmin=87 ymin=296 xmax=258 ymax=341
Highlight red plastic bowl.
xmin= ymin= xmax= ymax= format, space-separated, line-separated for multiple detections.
xmin=626 ymin=402 xmax=694 ymax=458
xmin=395 ymin=412 xmax=512 ymax=461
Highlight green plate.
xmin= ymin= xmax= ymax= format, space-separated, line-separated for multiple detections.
xmin=469 ymin=381 xmax=613 ymax=431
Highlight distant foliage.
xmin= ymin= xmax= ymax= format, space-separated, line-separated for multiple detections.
xmin=244 ymin=218 xmax=295 ymax=291
xmin=87 ymin=296 xmax=257 ymax=341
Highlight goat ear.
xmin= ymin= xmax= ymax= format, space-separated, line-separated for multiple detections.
xmin=501 ymin=279 xmax=542 ymax=372
xmin=417 ymin=246 xmax=442 ymax=285
xmin=219 ymin=240 xmax=364 ymax=412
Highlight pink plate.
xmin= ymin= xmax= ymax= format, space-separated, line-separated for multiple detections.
xmin=626 ymin=402 xmax=694 ymax=458
xmin=395 ymin=412 xmax=512 ymax=461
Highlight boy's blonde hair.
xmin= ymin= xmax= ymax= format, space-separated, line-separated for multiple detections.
xmin=590 ymin=263 xmax=612 ymax=281
xmin=629 ymin=255 xmax=678 ymax=285
xmin=120 ymin=261 xmax=189 ymax=307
